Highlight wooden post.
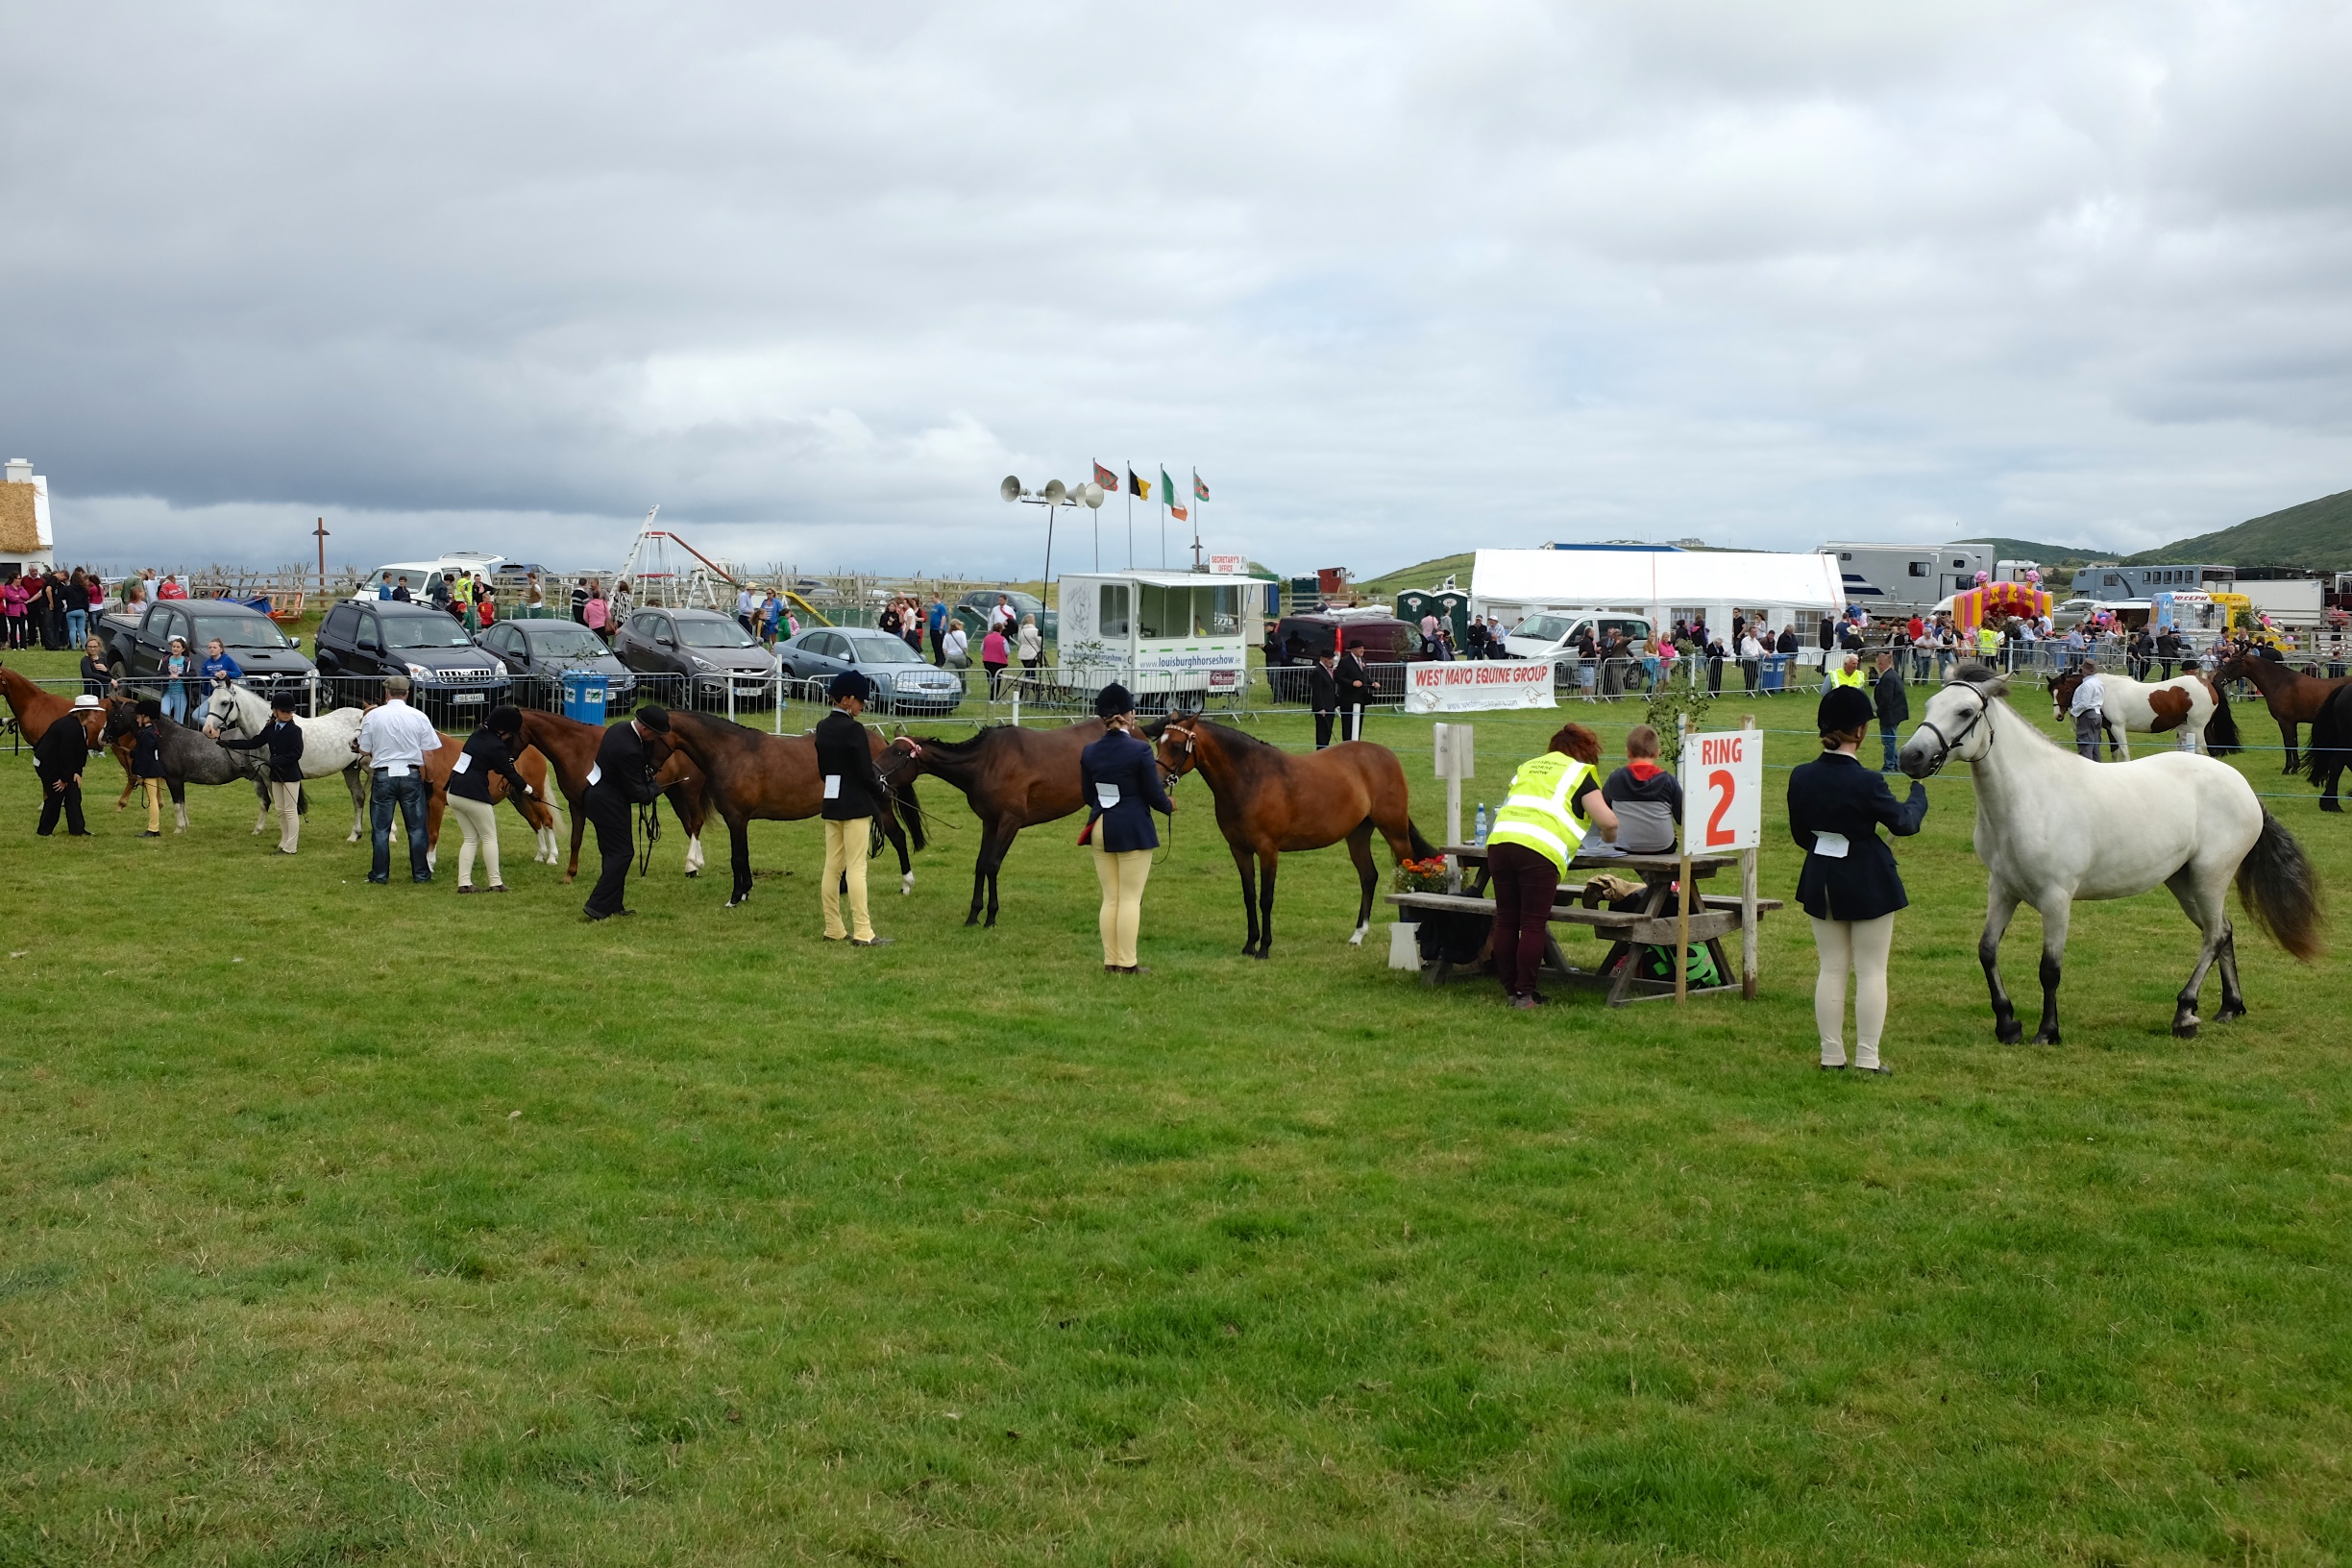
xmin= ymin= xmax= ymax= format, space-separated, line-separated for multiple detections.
xmin=1676 ymin=712 xmax=1692 ymax=1005
xmin=1741 ymin=711 xmax=1759 ymax=999
xmin=313 ymin=517 xmax=330 ymax=596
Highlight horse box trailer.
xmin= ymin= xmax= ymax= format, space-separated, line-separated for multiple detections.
xmin=1824 ymin=542 xmax=2044 ymax=618
xmin=1054 ymin=571 xmax=1261 ymax=700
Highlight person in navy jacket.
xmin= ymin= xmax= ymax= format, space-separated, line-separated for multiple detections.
xmin=1079 ymin=682 xmax=1175 ymax=974
xmin=1788 ymin=683 xmax=1928 ymax=1074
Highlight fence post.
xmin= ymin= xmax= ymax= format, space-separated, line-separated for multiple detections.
xmin=727 ymin=674 xmax=736 ymax=724
xmin=1676 ymin=711 xmax=1692 ymax=1006
xmin=772 ymin=670 xmax=784 ymax=735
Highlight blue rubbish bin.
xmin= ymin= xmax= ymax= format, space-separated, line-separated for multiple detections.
xmin=1758 ymin=654 xmax=1787 ymax=693
xmin=561 ymin=670 xmax=608 ymax=725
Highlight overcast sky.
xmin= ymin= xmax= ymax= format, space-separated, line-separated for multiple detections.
xmin=7 ymin=0 xmax=2350 ymax=578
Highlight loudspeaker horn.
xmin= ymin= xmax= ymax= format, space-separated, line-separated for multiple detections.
xmin=1000 ymin=475 xmax=1024 ymax=502
xmin=1042 ymin=478 xmax=1068 ymax=504
xmin=1081 ymin=482 xmax=1105 ymax=508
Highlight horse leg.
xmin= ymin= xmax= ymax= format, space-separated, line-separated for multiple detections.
xmin=1231 ymin=842 xmax=1262 ymax=956
xmin=1979 ymin=890 xmax=2024 ymax=1043
xmin=884 ymin=813 xmax=915 ymax=895
xmin=2028 ymin=897 xmax=2070 ymax=1045
xmin=2282 ymin=720 xmax=2299 ymax=775
xmin=966 ymin=819 xmax=995 ymax=925
xmin=252 ymin=777 xmax=271 ymax=833
xmin=984 ymin=824 xmax=1016 ymax=925
xmin=171 ymin=778 xmax=188 ymax=832
xmin=1346 ymin=821 xmax=1377 ymax=946
xmin=345 ymin=766 xmax=367 ymax=842
xmin=2214 ymin=924 xmax=2246 ymax=1023
xmin=725 ymin=814 xmax=754 ymax=906
xmin=2164 ymin=867 xmax=2230 ymax=1038
xmin=1257 ymin=850 xmax=1280 ymax=960
xmin=566 ymin=799 xmax=587 ymax=881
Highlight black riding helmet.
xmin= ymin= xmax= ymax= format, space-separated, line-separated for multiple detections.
xmin=828 ymin=672 xmax=874 ymax=704
xmin=486 ymin=704 xmax=523 ymax=738
xmin=1093 ymin=681 xmax=1134 ymax=720
xmin=1817 ymin=684 xmax=1873 ymax=737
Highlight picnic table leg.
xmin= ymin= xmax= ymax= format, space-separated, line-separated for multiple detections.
xmin=1603 ymin=941 xmax=1639 ymax=1006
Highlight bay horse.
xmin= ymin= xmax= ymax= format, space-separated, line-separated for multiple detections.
xmin=881 ymin=718 xmax=1104 ymax=925
xmin=1901 ymin=663 xmax=2321 ymax=1042
xmin=2046 ymin=667 xmax=2239 ymax=758
xmin=656 ymin=710 xmax=925 ymax=908
xmin=2216 ymin=650 xmax=2351 ymax=774
xmin=2302 ymin=683 xmax=2352 ymax=812
xmin=1152 ymin=716 xmax=1437 ymax=958
xmin=515 ymin=708 xmax=711 ymax=880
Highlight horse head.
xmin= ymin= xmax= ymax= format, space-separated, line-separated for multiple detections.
xmin=1901 ymin=664 xmax=2005 ymax=778
xmin=2047 ymin=668 xmax=2080 ymax=722
xmin=1153 ymin=715 xmax=1201 ymax=789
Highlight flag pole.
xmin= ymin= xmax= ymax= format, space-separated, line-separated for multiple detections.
xmin=1125 ymin=459 xmax=1133 ymax=570
xmin=1159 ymin=463 xmax=1167 ymax=570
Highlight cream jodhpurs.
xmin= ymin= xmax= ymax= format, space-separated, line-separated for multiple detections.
xmin=822 ymin=817 xmax=874 ymax=941
xmin=449 ymin=793 xmax=501 ymax=888
xmin=1090 ymin=844 xmax=1153 ymax=968
xmin=1810 ymin=914 xmax=1895 ymax=1068
xmin=270 ymin=779 xmax=302 ymax=853
xmin=141 ymin=777 xmax=163 ymax=833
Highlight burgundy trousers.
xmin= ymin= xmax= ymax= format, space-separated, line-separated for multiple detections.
xmin=1487 ymin=841 xmax=1561 ymax=998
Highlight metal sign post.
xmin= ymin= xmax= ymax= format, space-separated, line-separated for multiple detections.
xmin=1677 ymin=714 xmax=1692 ymax=1005
xmin=1741 ymin=714 xmax=1759 ymax=998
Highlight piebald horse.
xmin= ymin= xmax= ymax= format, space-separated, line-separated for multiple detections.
xmin=1901 ymin=663 xmax=2321 ymax=1042
xmin=2046 ymin=667 xmax=2239 ymax=758
xmin=879 ymin=719 xmax=1104 ymax=926
xmin=1152 ymin=716 xmax=1437 ymax=958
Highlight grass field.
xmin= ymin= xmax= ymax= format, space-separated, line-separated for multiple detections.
xmin=4 ymin=641 xmax=2350 ymax=1565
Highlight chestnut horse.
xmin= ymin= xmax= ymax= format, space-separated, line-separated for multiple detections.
xmin=414 ymin=726 xmax=560 ymax=870
xmin=515 ymin=708 xmax=711 ymax=880
xmin=2 ymin=658 xmax=131 ymax=782
xmin=882 ymin=719 xmax=1104 ymax=925
xmin=2217 ymin=650 xmax=2352 ymax=774
xmin=1152 ymin=716 xmax=1436 ymax=958
xmin=657 ymin=710 xmax=925 ymax=908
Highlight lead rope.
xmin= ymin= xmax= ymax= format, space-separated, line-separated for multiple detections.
xmin=636 ymin=795 xmax=661 ymax=876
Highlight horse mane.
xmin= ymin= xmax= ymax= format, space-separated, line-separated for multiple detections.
xmin=1950 ymin=660 xmax=2010 ymax=697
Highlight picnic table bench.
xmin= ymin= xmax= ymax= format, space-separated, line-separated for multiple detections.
xmin=1385 ymin=846 xmax=1781 ymax=1006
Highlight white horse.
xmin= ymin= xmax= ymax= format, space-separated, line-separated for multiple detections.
xmin=202 ymin=683 xmax=372 ymax=842
xmin=1902 ymin=663 xmax=2321 ymax=1042
xmin=2047 ymin=667 xmax=2239 ymax=759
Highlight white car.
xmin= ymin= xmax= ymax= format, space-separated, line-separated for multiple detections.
xmin=350 ymin=551 xmax=506 ymax=602
xmin=1500 ymin=611 xmax=1654 ymax=661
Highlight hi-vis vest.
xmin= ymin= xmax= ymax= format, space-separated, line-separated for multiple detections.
xmin=1976 ymin=625 xmax=1999 ymax=655
xmin=1488 ymin=751 xmax=1600 ymax=873
xmin=1825 ymin=665 xmax=1867 ymax=690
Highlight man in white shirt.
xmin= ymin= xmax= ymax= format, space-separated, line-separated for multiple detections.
xmin=736 ymin=585 xmax=756 ymax=636
xmin=355 ymin=675 xmax=442 ymax=883
xmin=2070 ymin=661 xmax=2108 ymax=760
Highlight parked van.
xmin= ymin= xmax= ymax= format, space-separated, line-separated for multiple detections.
xmin=1501 ymin=610 xmax=1654 ymax=661
xmin=352 ymin=551 xmax=506 ymax=601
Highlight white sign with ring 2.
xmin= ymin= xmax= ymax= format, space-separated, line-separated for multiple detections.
xmin=1681 ymin=730 xmax=1762 ymax=852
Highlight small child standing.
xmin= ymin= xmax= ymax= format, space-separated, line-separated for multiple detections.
xmin=133 ymin=698 xmax=168 ymax=837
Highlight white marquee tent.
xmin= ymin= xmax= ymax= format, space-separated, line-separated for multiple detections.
xmin=1468 ymin=548 xmax=1848 ymax=634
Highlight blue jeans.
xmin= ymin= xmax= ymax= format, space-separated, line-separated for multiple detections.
xmin=161 ymin=684 xmax=188 ymax=724
xmin=1880 ymin=723 xmax=1900 ymax=772
xmin=370 ymin=770 xmax=432 ymax=881
xmin=65 ymin=608 xmax=86 ymax=648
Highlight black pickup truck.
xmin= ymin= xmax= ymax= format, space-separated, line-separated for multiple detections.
xmin=99 ymin=600 xmax=317 ymax=699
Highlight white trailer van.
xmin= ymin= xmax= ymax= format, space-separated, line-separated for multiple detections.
xmin=1054 ymin=570 xmax=1259 ymax=703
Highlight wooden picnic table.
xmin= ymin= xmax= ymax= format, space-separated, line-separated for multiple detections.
xmin=1385 ymin=845 xmax=1780 ymax=1006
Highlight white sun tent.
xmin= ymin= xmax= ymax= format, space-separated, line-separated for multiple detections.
xmin=1468 ymin=548 xmax=1848 ymax=634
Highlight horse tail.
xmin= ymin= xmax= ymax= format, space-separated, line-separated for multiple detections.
xmin=2202 ymin=677 xmax=2241 ymax=756
xmin=2304 ymin=686 xmax=2352 ymax=801
xmin=2236 ymin=809 xmax=2325 ymax=963
xmin=1407 ymin=819 xmax=1438 ymax=861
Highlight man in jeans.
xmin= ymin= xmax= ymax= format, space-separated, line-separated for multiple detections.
xmin=355 ymin=675 xmax=441 ymax=883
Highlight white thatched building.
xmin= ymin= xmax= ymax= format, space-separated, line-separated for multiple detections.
xmin=1 ymin=457 xmax=55 ymax=577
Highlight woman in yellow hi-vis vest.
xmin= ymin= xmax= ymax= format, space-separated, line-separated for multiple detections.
xmin=1486 ymin=723 xmax=1620 ymax=1009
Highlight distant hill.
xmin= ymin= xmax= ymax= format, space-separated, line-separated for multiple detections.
xmin=2124 ymin=488 xmax=2352 ymax=573
xmin=1948 ymin=537 xmax=2120 ymax=565
xmin=1352 ymin=551 xmax=1476 ymax=601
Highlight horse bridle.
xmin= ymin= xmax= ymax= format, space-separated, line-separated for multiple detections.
xmin=1154 ymin=718 xmax=1195 ymax=793
xmin=1908 ymin=681 xmax=1995 ymax=778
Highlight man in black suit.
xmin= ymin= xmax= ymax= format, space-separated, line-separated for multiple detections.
xmin=582 ymin=705 xmax=669 ymax=919
xmin=35 ymin=696 xmax=96 ymax=836
xmin=1334 ymin=646 xmax=1371 ymax=742
xmin=1308 ymin=652 xmax=1340 ymax=749
xmin=815 ymin=672 xmax=892 ymax=946
xmin=1871 ymin=650 xmax=1910 ymax=772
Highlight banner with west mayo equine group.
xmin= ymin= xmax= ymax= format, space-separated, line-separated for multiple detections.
xmin=1404 ymin=660 xmax=1557 ymax=714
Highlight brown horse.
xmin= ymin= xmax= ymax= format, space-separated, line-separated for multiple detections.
xmin=2217 ymin=651 xmax=2352 ymax=774
xmin=882 ymin=719 xmax=1105 ymax=925
xmin=414 ymin=728 xmax=560 ymax=870
xmin=1152 ymin=716 xmax=1436 ymax=959
xmin=657 ymin=709 xmax=925 ymax=908
xmin=2 ymin=658 xmax=128 ymax=777
xmin=515 ymin=708 xmax=711 ymax=880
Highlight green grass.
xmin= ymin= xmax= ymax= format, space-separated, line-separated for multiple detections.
xmin=4 ymin=646 xmax=2352 ymax=1564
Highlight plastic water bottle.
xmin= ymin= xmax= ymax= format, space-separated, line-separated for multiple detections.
xmin=1474 ymin=803 xmax=1489 ymax=845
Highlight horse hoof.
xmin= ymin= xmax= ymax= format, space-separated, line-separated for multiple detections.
xmin=900 ymin=874 xmax=914 ymax=895
xmin=685 ymin=870 xmax=698 ymax=878
xmin=2029 ymin=1030 xmax=2060 ymax=1046
xmin=1995 ymin=1022 xmax=2023 ymax=1044
xmin=2217 ymin=1005 xmax=2247 ymax=1023
xmin=2172 ymin=1017 xmax=2200 ymax=1040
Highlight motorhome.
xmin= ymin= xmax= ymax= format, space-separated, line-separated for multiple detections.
xmin=1822 ymin=542 xmax=2043 ymax=617
xmin=2071 ymin=563 xmax=2237 ymax=602
xmin=1053 ymin=570 xmax=1260 ymax=701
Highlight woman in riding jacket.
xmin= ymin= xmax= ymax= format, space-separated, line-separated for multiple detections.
xmin=1079 ymin=682 xmax=1175 ymax=975
xmin=1787 ymin=684 xmax=1927 ymax=1073
xmin=447 ymin=704 xmax=537 ymax=893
